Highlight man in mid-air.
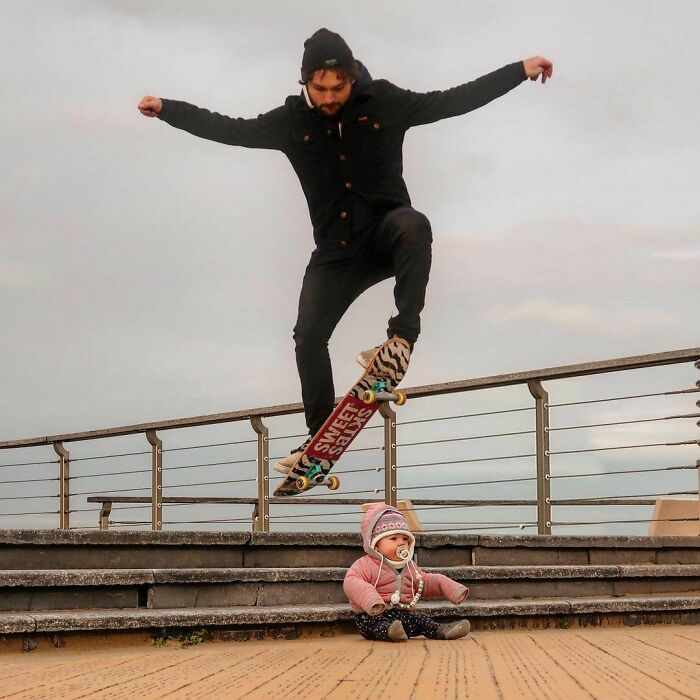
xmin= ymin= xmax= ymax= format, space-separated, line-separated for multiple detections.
xmin=138 ymin=29 xmax=553 ymax=473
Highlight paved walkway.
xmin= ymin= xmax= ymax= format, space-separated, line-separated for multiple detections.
xmin=2 ymin=625 xmax=700 ymax=699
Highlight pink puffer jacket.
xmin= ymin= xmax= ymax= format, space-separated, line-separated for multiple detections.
xmin=343 ymin=503 xmax=469 ymax=615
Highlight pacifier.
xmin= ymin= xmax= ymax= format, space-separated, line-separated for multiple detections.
xmin=396 ymin=545 xmax=410 ymax=560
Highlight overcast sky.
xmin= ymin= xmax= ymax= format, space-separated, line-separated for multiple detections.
xmin=2 ymin=0 xmax=698 ymax=445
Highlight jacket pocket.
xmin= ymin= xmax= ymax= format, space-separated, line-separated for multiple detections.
xmin=292 ymin=127 xmax=321 ymax=145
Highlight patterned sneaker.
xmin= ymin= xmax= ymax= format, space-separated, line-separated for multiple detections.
xmin=357 ymin=337 xmax=413 ymax=370
xmin=273 ymin=437 xmax=312 ymax=475
xmin=356 ymin=345 xmax=381 ymax=369
xmin=436 ymin=619 xmax=470 ymax=640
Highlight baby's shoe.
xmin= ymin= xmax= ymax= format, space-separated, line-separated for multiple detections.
xmin=436 ymin=619 xmax=470 ymax=640
xmin=387 ymin=620 xmax=408 ymax=642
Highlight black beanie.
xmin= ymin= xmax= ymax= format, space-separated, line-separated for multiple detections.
xmin=301 ymin=28 xmax=354 ymax=78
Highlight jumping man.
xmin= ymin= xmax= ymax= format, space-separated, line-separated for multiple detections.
xmin=138 ymin=29 xmax=554 ymax=473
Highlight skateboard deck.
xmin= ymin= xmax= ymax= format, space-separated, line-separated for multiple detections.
xmin=273 ymin=337 xmax=411 ymax=497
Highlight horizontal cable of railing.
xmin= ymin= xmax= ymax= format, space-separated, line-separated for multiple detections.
xmin=399 ymin=453 xmax=536 ymax=469
xmin=400 ymin=406 xmax=534 ymax=427
xmin=0 ymin=476 xmax=58 ymax=485
xmin=549 ymin=387 xmax=699 ymax=408
xmin=70 ymin=469 xmax=151 ymax=480
xmin=549 ymin=412 xmax=700 ymax=432
xmin=550 ymin=439 xmax=697 ymax=455
xmin=70 ymin=505 xmax=151 ymax=513
xmin=0 ymin=494 xmax=58 ymax=501
xmin=553 ymin=517 xmax=700 ymax=527
xmin=551 ymin=490 xmax=697 ymax=502
xmin=398 ymin=429 xmax=535 ymax=448
xmin=549 ymin=464 xmax=697 ymax=479
xmin=71 ymin=450 xmax=150 ymax=462
xmin=0 ymin=460 xmax=58 ymax=470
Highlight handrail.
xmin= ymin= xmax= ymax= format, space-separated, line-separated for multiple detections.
xmin=2 ymin=347 xmax=698 ymax=449
xmin=1 ymin=347 xmax=697 ymax=536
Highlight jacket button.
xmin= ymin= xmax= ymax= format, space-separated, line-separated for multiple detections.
xmin=373 ymin=122 xmax=380 ymax=129
xmin=340 ymin=211 xmax=348 ymax=219
xmin=303 ymin=134 xmax=310 ymax=142
xmin=345 ymin=182 xmax=352 ymax=189
xmin=339 ymin=154 xmax=347 ymax=161
xmin=326 ymin=129 xmax=332 ymax=136
xmin=339 ymin=240 xmax=347 ymax=247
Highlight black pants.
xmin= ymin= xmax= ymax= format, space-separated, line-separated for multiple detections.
xmin=293 ymin=207 xmax=433 ymax=434
xmin=355 ymin=608 xmax=441 ymax=640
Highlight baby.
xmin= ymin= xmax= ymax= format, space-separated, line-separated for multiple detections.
xmin=343 ymin=502 xmax=471 ymax=642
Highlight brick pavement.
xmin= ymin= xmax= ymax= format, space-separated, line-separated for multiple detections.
xmin=2 ymin=625 xmax=699 ymax=699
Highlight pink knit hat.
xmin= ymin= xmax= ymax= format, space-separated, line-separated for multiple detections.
xmin=371 ymin=509 xmax=410 ymax=540
xmin=368 ymin=507 xmax=415 ymax=561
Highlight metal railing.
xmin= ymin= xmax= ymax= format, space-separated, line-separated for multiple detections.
xmin=1 ymin=347 xmax=698 ymax=535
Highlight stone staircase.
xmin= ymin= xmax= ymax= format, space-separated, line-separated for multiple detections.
xmin=1 ymin=530 xmax=699 ymax=645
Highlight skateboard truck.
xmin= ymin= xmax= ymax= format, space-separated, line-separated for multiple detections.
xmin=295 ymin=463 xmax=341 ymax=492
xmin=361 ymin=379 xmax=407 ymax=406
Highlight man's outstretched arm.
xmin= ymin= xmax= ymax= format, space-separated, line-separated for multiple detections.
xmin=393 ymin=55 xmax=554 ymax=129
xmin=137 ymin=95 xmax=287 ymax=151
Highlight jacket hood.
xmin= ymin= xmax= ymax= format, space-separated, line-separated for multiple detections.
xmin=361 ymin=503 xmax=416 ymax=563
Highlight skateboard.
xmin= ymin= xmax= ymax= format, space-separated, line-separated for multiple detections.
xmin=273 ymin=337 xmax=411 ymax=496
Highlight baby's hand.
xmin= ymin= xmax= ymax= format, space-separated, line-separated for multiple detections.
xmin=368 ymin=601 xmax=386 ymax=615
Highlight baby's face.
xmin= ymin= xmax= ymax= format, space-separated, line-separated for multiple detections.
xmin=375 ymin=533 xmax=411 ymax=559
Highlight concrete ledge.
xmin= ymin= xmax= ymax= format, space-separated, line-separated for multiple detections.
xmin=473 ymin=535 xmax=700 ymax=549
xmin=249 ymin=532 xmax=359 ymax=546
xmin=1 ymin=595 xmax=698 ymax=634
xmin=0 ymin=570 xmax=155 ymax=587
xmin=3 ymin=530 xmax=700 ymax=548
xmin=0 ymin=614 xmax=37 ymax=634
xmin=3 ymin=564 xmax=699 ymax=588
xmin=0 ymin=530 xmax=252 ymax=546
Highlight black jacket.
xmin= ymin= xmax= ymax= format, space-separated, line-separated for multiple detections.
xmin=158 ymin=61 xmax=527 ymax=246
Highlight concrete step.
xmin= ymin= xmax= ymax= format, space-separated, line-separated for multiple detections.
xmin=1 ymin=595 xmax=699 ymax=636
xmin=2 ymin=530 xmax=700 ymax=569
xmin=2 ymin=565 xmax=699 ymax=612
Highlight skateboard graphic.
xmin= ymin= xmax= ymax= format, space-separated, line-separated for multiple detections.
xmin=273 ymin=337 xmax=411 ymax=497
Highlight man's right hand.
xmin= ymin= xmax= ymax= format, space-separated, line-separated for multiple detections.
xmin=138 ymin=96 xmax=162 ymax=117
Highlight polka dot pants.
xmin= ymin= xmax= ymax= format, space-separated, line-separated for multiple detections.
xmin=354 ymin=608 xmax=441 ymax=641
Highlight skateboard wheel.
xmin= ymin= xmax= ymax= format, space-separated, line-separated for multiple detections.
xmin=362 ymin=390 xmax=377 ymax=405
xmin=327 ymin=475 xmax=340 ymax=491
xmin=296 ymin=476 xmax=310 ymax=491
xmin=393 ymin=390 xmax=407 ymax=406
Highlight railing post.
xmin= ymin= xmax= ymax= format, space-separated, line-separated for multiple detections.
xmin=54 ymin=442 xmax=70 ymax=529
xmin=695 ymin=360 xmax=699 ymax=523
xmin=379 ymin=403 xmax=397 ymax=507
xmin=99 ymin=501 xmax=112 ymax=531
xmin=146 ymin=430 xmax=162 ymax=531
xmin=251 ymin=417 xmax=270 ymax=532
xmin=528 ymin=380 xmax=551 ymax=535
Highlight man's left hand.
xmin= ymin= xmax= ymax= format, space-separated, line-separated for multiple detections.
xmin=523 ymin=56 xmax=554 ymax=84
